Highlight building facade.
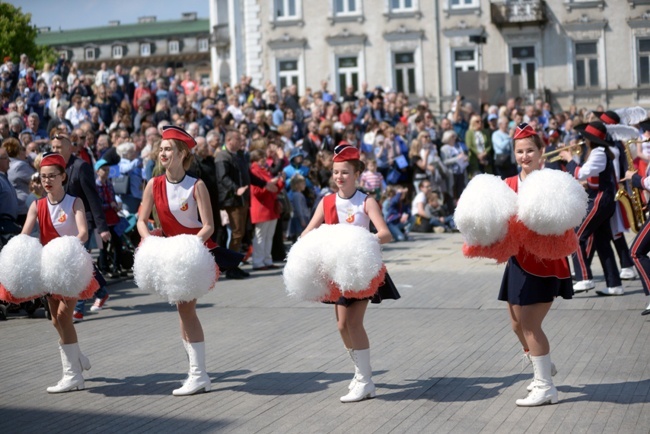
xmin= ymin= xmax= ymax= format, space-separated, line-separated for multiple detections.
xmin=213 ymin=0 xmax=650 ymax=114
xmin=36 ymin=13 xmax=213 ymax=85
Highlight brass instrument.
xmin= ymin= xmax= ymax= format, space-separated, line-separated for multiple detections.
xmin=615 ymin=138 xmax=647 ymax=233
xmin=542 ymin=141 xmax=584 ymax=163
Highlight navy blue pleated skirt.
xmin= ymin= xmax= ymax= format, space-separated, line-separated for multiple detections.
xmin=498 ymin=257 xmax=573 ymax=306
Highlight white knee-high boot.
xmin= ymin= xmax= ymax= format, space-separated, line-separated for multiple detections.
xmin=516 ymin=354 xmax=558 ymax=406
xmin=346 ymin=348 xmax=360 ymax=390
xmin=340 ymin=348 xmax=375 ymax=403
xmin=47 ymin=343 xmax=85 ymax=393
xmin=172 ymin=341 xmax=211 ymax=396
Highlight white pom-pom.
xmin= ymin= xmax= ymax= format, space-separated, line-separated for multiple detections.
xmin=518 ymin=169 xmax=588 ymax=235
xmin=454 ymin=174 xmax=518 ymax=246
xmin=133 ymin=235 xmax=167 ymax=295
xmin=0 ymin=234 xmax=44 ymax=299
xmin=41 ymin=236 xmax=93 ymax=297
xmin=318 ymin=225 xmax=382 ymax=294
xmin=134 ymin=235 xmax=218 ymax=303
xmin=283 ymin=230 xmax=329 ymax=301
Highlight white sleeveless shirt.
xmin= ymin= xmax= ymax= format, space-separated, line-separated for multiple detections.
xmin=48 ymin=194 xmax=79 ymax=237
xmin=166 ymin=175 xmax=201 ymax=229
xmin=335 ymin=190 xmax=370 ymax=230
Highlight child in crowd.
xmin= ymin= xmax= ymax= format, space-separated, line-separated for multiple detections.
xmin=382 ymin=185 xmax=411 ymax=242
xmin=287 ymin=174 xmax=310 ymax=242
xmin=95 ymin=159 xmax=123 ymax=281
xmin=359 ymin=158 xmax=385 ymax=201
xmin=426 ymin=191 xmax=456 ymax=233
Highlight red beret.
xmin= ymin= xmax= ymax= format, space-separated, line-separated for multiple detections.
xmin=41 ymin=152 xmax=67 ymax=169
xmin=333 ymin=144 xmax=360 ymax=163
xmin=513 ymin=123 xmax=537 ymax=140
xmin=161 ymin=125 xmax=196 ymax=149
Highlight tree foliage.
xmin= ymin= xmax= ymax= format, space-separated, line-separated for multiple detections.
xmin=0 ymin=3 xmax=57 ymax=68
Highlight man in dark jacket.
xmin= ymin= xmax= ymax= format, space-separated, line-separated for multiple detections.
xmin=215 ymin=130 xmax=277 ymax=278
xmin=51 ymin=130 xmax=110 ymax=321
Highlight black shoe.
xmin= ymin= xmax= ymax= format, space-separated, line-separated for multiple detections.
xmin=237 ymin=267 xmax=250 ymax=277
xmin=642 ymin=308 xmax=650 ymax=316
xmin=225 ymin=269 xmax=246 ymax=280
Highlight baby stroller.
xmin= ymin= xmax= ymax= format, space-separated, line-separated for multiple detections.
xmin=103 ymin=213 xmax=139 ymax=276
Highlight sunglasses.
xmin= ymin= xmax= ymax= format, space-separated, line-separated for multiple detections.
xmin=51 ymin=134 xmax=71 ymax=142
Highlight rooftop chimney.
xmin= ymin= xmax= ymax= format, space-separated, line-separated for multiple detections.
xmin=38 ymin=26 xmax=51 ymax=33
xmin=182 ymin=12 xmax=197 ymax=21
xmin=138 ymin=16 xmax=157 ymax=24
xmin=108 ymin=20 xmax=120 ymax=26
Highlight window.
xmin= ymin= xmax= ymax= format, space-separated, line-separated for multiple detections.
xmin=59 ymin=51 xmax=68 ymax=60
xmin=450 ymin=0 xmax=478 ymax=8
xmin=140 ymin=43 xmax=151 ymax=57
xmin=394 ymin=52 xmax=416 ymax=94
xmin=278 ymin=59 xmax=299 ymax=89
xmin=575 ymin=42 xmax=598 ymax=88
xmin=169 ymin=40 xmax=180 ymax=54
xmin=198 ymin=38 xmax=209 ymax=52
xmin=639 ymin=39 xmax=650 ymax=86
xmin=511 ymin=46 xmax=536 ymax=90
xmin=112 ymin=45 xmax=123 ymax=59
xmin=335 ymin=0 xmax=358 ymax=14
xmin=85 ymin=48 xmax=95 ymax=60
xmin=390 ymin=0 xmax=414 ymax=11
xmin=452 ymin=49 xmax=477 ymax=92
xmin=337 ymin=56 xmax=360 ymax=95
xmin=275 ymin=0 xmax=299 ymax=18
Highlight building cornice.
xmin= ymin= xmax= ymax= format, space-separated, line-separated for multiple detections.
xmin=267 ymin=35 xmax=307 ymax=50
xmin=325 ymin=31 xmax=367 ymax=46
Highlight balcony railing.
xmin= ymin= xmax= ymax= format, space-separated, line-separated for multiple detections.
xmin=491 ymin=0 xmax=547 ymax=27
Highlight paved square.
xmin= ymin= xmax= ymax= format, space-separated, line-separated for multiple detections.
xmin=1 ymin=233 xmax=649 ymax=433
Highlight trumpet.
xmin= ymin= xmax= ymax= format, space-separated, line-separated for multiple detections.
xmin=542 ymin=141 xmax=584 ymax=163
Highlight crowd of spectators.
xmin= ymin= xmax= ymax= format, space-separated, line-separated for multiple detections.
xmin=0 ymin=52 xmax=604 ymax=270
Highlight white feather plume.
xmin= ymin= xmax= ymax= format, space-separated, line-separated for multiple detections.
xmin=41 ymin=236 xmax=94 ymax=297
xmin=517 ymin=169 xmax=588 ymax=235
xmin=0 ymin=234 xmax=44 ymax=299
xmin=133 ymin=235 xmax=218 ymax=303
xmin=615 ymin=106 xmax=648 ymax=126
xmin=454 ymin=174 xmax=518 ymax=246
xmin=606 ymin=124 xmax=641 ymax=142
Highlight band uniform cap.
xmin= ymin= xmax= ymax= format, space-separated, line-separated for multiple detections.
xmin=41 ymin=152 xmax=67 ymax=169
xmin=547 ymin=129 xmax=560 ymax=140
xmin=161 ymin=125 xmax=196 ymax=149
xmin=574 ymin=121 xmax=611 ymax=147
xmin=333 ymin=144 xmax=360 ymax=163
xmin=593 ymin=110 xmax=620 ymax=125
xmin=513 ymin=123 xmax=537 ymax=140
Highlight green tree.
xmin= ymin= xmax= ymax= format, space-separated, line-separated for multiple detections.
xmin=0 ymin=3 xmax=56 ymax=68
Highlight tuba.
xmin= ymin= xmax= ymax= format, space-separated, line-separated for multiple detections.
xmin=615 ymin=139 xmax=647 ymax=233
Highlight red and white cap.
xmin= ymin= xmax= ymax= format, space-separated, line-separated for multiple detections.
xmin=40 ymin=152 xmax=67 ymax=169
xmin=513 ymin=123 xmax=537 ymax=140
xmin=162 ymin=125 xmax=197 ymax=149
xmin=333 ymin=144 xmax=360 ymax=162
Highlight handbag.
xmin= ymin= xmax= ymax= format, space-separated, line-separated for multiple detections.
xmin=112 ymin=174 xmax=130 ymax=195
